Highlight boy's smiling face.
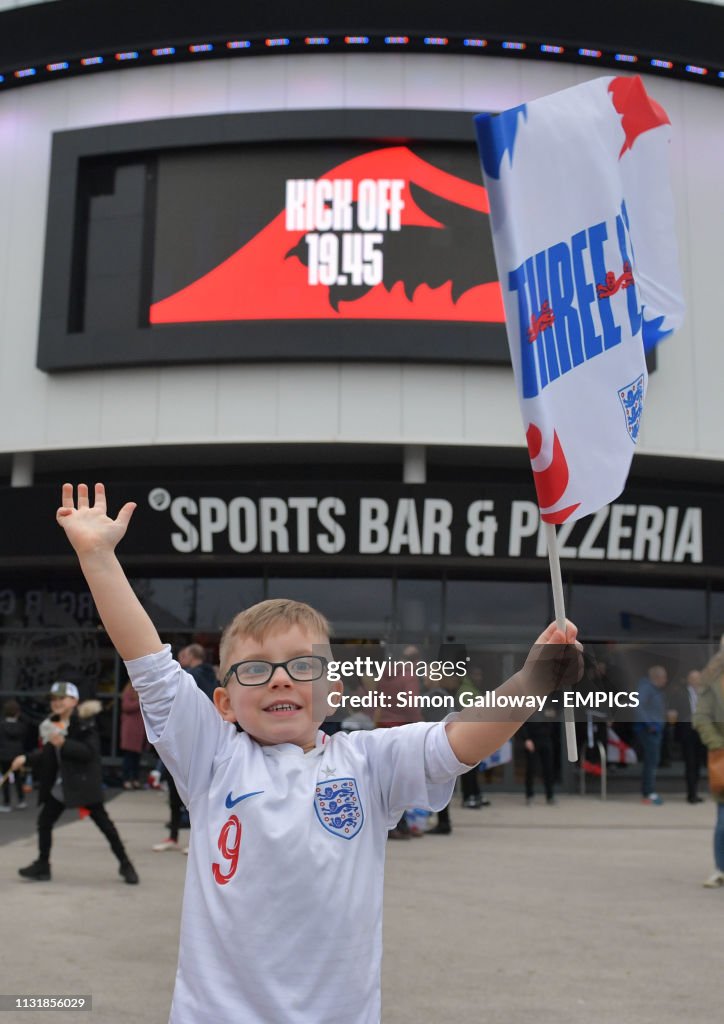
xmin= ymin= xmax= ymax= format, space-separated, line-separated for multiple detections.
xmin=213 ymin=624 xmax=339 ymax=752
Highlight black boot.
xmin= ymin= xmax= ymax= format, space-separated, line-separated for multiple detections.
xmin=19 ymin=860 xmax=51 ymax=881
xmin=119 ymin=860 xmax=139 ymax=884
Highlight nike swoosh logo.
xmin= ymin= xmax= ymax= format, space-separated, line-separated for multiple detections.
xmin=225 ymin=790 xmax=264 ymax=809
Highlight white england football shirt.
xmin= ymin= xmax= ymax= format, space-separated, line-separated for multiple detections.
xmin=127 ymin=647 xmax=468 ymax=1024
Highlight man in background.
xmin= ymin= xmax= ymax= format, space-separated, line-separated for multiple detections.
xmin=634 ymin=665 xmax=668 ymax=805
xmin=668 ymin=669 xmax=707 ymax=803
xmin=178 ymin=643 xmax=217 ymax=701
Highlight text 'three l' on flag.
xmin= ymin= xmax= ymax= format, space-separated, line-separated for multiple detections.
xmin=474 ymin=76 xmax=685 ymax=525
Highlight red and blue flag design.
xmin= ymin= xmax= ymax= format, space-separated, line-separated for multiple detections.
xmin=475 ymin=76 xmax=685 ymax=524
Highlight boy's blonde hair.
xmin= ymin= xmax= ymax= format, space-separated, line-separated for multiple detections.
xmin=219 ymin=598 xmax=331 ymax=669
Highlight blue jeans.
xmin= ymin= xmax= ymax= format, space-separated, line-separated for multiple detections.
xmin=121 ymin=750 xmax=141 ymax=783
xmin=638 ymin=729 xmax=662 ymax=797
xmin=715 ymin=803 xmax=724 ymax=872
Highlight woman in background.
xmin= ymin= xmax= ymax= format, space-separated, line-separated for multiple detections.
xmin=693 ymin=646 xmax=724 ymax=888
xmin=120 ymin=681 xmax=146 ymax=789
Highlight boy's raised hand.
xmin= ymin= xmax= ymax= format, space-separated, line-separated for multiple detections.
xmin=57 ymin=483 xmax=136 ymax=557
xmin=445 ymin=619 xmax=583 ymax=766
xmin=56 ymin=483 xmax=162 ymax=659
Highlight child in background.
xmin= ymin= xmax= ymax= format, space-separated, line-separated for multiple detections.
xmin=55 ymin=482 xmax=580 ymax=1024
xmin=11 ymin=681 xmax=139 ymax=884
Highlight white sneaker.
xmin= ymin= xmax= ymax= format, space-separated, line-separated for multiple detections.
xmin=152 ymin=838 xmax=181 ymax=852
xmin=182 ymin=847 xmax=189 ymax=856
xmin=0 ymin=805 xmax=10 ymax=813
xmin=16 ymin=802 xmax=27 ymax=810
xmin=702 ymin=871 xmax=724 ymax=888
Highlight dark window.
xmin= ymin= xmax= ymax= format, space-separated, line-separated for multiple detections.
xmin=445 ymin=579 xmax=549 ymax=642
xmin=195 ymin=578 xmax=265 ymax=632
xmin=267 ymin=577 xmax=393 ymax=639
xmin=131 ymin=578 xmax=195 ymax=629
xmin=569 ymin=583 xmax=706 ymax=639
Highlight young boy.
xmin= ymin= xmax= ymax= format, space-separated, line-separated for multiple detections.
xmin=11 ymin=680 xmax=139 ymax=884
xmin=56 ymin=482 xmax=579 ymax=1023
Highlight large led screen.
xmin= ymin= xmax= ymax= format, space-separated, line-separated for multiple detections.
xmin=37 ymin=110 xmax=509 ymax=370
xmin=151 ymin=142 xmax=500 ymax=325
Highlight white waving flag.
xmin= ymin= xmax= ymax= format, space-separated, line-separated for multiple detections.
xmin=475 ymin=76 xmax=685 ymax=524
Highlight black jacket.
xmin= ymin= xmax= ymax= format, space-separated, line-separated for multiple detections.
xmin=521 ymin=699 xmax=559 ymax=743
xmin=0 ymin=717 xmax=26 ymax=761
xmin=27 ymin=701 xmax=104 ymax=807
xmin=187 ymin=662 xmax=217 ymax=701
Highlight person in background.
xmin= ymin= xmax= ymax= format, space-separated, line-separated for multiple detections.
xmin=376 ymin=644 xmax=424 ymax=840
xmin=634 ymin=665 xmax=668 ymax=805
xmin=577 ymin=657 xmax=615 ymax=770
xmin=457 ymin=666 xmax=491 ymax=809
xmin=153 ymin=643 xmax=217 ymax=852
xmin=422 ymin=674 xmax=458 ymax=835
xmin=693 ymin=648 xmax=724 ymax=888
xmin=12 ymin=681 xmax=138 ymax=884
xmin=178 ymin=644 xmax=217 ymax=700
xmin=668 ymin=669 xmax=707 ymax=803
xmin=0 ymin=699 xmax=27 ymax=811
xmin=521 ymin=698 xmax=558 ymax=806
xmin=119 ymin=680 xmax=146 ymax=789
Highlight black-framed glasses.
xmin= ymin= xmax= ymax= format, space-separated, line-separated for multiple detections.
xmin=222 ymin=656 xmax=329 ymax=687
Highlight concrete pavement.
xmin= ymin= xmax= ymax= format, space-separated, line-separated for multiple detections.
xmin=0 ymin=788 xmax=719 ymax=1023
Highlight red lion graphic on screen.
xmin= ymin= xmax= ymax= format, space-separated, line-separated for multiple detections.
xmin=150 ymin=147 xmax=504 ymax=324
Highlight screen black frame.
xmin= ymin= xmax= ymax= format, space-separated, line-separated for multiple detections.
xmin=37 ymin=108 xmax=509 ymax=372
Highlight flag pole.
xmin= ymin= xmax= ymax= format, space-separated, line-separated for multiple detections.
xmin=544 ymin=521 xmax=578 ymax=762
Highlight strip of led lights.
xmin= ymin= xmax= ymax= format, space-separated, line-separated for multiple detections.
xmin=0 ymin=33 xmax=721 ymax=91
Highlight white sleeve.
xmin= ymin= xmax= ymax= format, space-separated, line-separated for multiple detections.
xmin=125 ymin=644 xmax=235 ymax=804
xmin=348 ymin=721 xmax=470 ymax=828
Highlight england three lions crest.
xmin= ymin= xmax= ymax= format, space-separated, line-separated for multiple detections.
xmin=314 ymin=779 xmax=364 ymax=839
xmin=618 ymin=373 xmax=645 ymax=443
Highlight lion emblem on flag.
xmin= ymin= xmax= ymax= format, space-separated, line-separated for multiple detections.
xmin=618 ymin=373 xmax=645 ymax=443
